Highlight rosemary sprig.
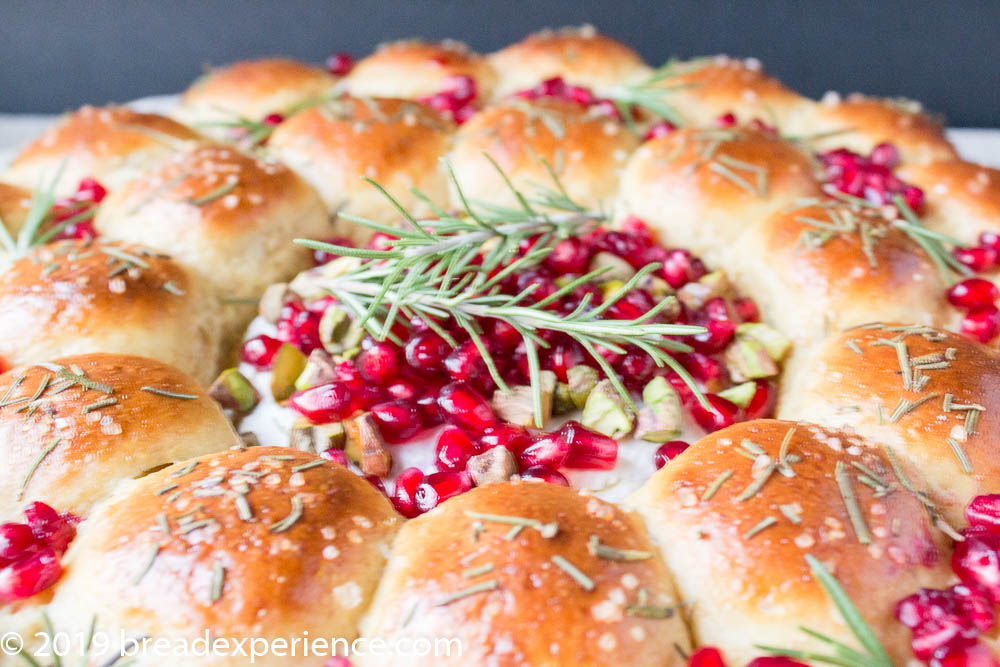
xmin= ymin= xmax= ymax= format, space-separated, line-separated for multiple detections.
xmin=756 ymin=555 xmax=893 ymax=667
xmin=1 ymin=160 xmax=94 ymax=257
xmin=891 ymin=194 xmax=970 ymax=286
xmin=296 ymin=159 xmax=710 ymax=424
xmin=605 ymin=58 xmax=706 ymax=128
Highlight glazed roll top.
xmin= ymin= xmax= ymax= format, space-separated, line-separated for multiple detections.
xmin=93 ymin=142 xmax=331 ymax=348
xmin=727 ymin=200 xmax=951 ymax=349
xmin=629 ymin=419 xmax=953 ymax=666
xmin=268 ymin=96 xmax=453 ymax=241
xmin=360 ymin=480 xmax=690 ymax=666
xmin=780 ymin=323 xmax=1000 ymax=526
xmin=0 ymin=239 xmax=219 ymax=385
xmin=787 ymin=93 xmax=959 ymax=165
xmin=898 ymin=160 xmax=1000 ymax=245
xmin=448 ymin=97 xmax=639 ymax=213
xmin=344 ymin=39 xmax=498 ymax=101
xmin=47 ymin=447 xmax=401 ymax=666
xmin=0 ymin=353 xmax=239 ymax=520
xmin=488 ymin=25 xmax=651 ymax=98
xmin=172 ymin=58 xmax=338 ymax=139
xmin=617 ymin=127 xmax=819 ymax=267
xmin=646 ymin=56 xmax=812 ymax=129
xmin=0 ymin=182 xmax=31 ymax=241
xmin=1 ymin=105 xmax=200 ymax=195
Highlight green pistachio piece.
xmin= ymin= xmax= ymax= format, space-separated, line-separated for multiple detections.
xmin=344 ymin=413 xmax=391 ymax=477
xmin=466 ymin=446 xmax=517 ymax=486
xmin=718 ymin=381 xmax=757 ymax=408
xmin=591 ymin=251 xmax=637 ymax=282
xmin=553 ymin=382 xmax=575 ymax=415
xmin=725 ymin=337 xmax=778 ymax=383
xmin=641 ymin=376 xmax=678 ymax=406
xmin=209 ymin=368 xmax=260 ymax=414
xmin=581 ymin=379 xmax=635 ymax=438
xmin=677 ymin=270 xmax=730 ymax=310
xmin=492 ymin=370 xmax=556 ymax=427
xmin=736 ymin=322 xmax=792 ymax=361
xmin=294 ymin=349 xmax=339 ymax=391
xmin=567 ymin=365 xmax=599 ymax=409
xmin=289 ymin=417 xmax=346 ymax=452
xmin=270 ymin=343 xmax=308 ymax=402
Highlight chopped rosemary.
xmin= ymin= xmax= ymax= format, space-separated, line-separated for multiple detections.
xmin=154 ymin=483 xmax=178 ymax=496
xmin=290 ymin=459 xmax=325 ymax=473
xmin=947 ymin=437 xmax=974 ymax=474
xmin=18 ymin=437 xmax=60 ymax=500
xmin=132 ymin=543 xmax=161 ymax=584
xmin=504 ymin=524 xmax=524 ymax=541
xmin=587 ymin=535 xmax=653 ymax=561
xmin=835 ymin=461 xmax=872 ymax=544
xmin=171 ymin=461 xmax=199 ymax=477
xmin=463 ymin=511 xmax=559 ymax=538
xmin=210 ymin=561 xmax=226 ymax=602
xmin=778 ymin=504 xmax=802 ymax=524
xmin=82 ymin=397 xmax=118 ymax=413
xmin=435 ymin=579 xmax=499 ymax=606
xmin=461 ymin=563 xmax=495 ymax=579
xmin=736 ymin=462 xmax=776 ymax=502
xmin=551 ymin=555 xmax=595 ymax=592
xmin=701 ymin=469 xmax=733 ymax=502
xmin=187 ymin=180 xmax=238 ymax=206
xmin=269 ymin=495 xmax=304 ymax=533
xmin=141 ymin=386 xmax=199 ymax=400
xmin=176 ymin=518 xmax=216 ymax=534
xmin=742 ymin=516 xmax=777 ymax=540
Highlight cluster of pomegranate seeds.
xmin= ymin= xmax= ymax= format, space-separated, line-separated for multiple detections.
xmin=0 ymin=502 xmax=78 ymax=603
xmin=245 ymin=216 xmax=775 ymax=515
xmin=419 ymin=74 xmax=478 ymax=124
xmin=326 ymin=52 xmax=355 ymax=76
xmin=946 ymin=277 xmax=1000 ymax=343
xmin=819 ymin=143 xmax=925 ymax=212
xmin=686 ymin=647 xmax=806 ymax=667
xmin=893 ymin=494 xmax=1000 ymax=665
xmin=48 ymin=177 xmax=105 ymax=241
xmin=514 ymin=76 xmax=623 ymax=120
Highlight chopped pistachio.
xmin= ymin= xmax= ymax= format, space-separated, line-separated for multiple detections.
xmin=344 ymin=413 xmax=391 ymax=476
xmin=289 ymin=417 xmax=345 ymax=453
xmin=641 ymin=376 xmax=675 ymax=406
xmin=582 ymin=379 xmax=635 ymax=438
xmin=735 ymin=322 xmax=792 ymax=361
xmin=237 ymin=432 xmax=260 ymax=449
xmin=718 ymin=381 xmax=757 ymax=408
xmin=724 ymin=337 xmax=778 ymax=383
xmin=270 ymin=343 xmax=307 ymax=402
xmin=294 ymin=349 xmax=339 ymax=391
xmin=567 ymin=365 xmax=599 ymax=409
xmin=636 ymin=377 xmax=682 ymax=442
xmin=466 ymin=446 xmax=517 ymax=486
xmin=590 ymin=252 xmax=636 ymax=282
xmin=492 ymin=370 xmax=556 ymax=427
xmin=677 ymin=270 xmax=730 ymax=310
xmin=319 ymin=306 xmax=362 ymax=354
xmin=637 ymin=274 xmax=675 ymax=299
xmin=209 ymin=368 xmax=260 ymax=414
xmin=553 ymin=382 xmax=575 ymax=415
xmin=258 ymin=282 xmax=293 ymax=323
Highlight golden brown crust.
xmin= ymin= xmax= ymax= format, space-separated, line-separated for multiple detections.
xmin=780 ymin=323 xmax=1000 ymax=525
xmin=0 ymin=182 xmax=32 ymax=241
xmin=617 ymin=127 xmax=820 ymax=267
xmin=173 ymin=58 xmax=337 ymax=137
xmin=653 ymin=56 xmax=812 ymax=128
xmin=0 ymin=239 xmax=219 ymax=384
xmin=628 ymin=419 xmax=952 ymax=665
xmin=48 ymin=447 xmax=400 ymax=665
xmin=1 ymin=106 xmax=200 ymax=195
xmin=361 ymin=481 xmax=689 ymax=666
xmin=268 ymin=96 xmax=453 ymax=242
xmin=449 ymin=97 xmax=639 ymax=213
xmin=0 ymin=353 xmax=238 ymax=520
xmin=488 ymin=25 xmax=650 ymax=98
xmin=345 ymin=39 xmax=498 ymax=101
xmin=789 ymin=94 xmax=959 ymax=165
xmin=899 ymin=160 xmax=1000 ymax=244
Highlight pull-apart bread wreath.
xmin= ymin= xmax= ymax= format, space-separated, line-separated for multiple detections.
xmin=3 ymin=24 xmax=1000 ymax=667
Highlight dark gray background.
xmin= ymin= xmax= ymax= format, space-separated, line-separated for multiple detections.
xmin=1 ymin=0 xmax=997 ymax=126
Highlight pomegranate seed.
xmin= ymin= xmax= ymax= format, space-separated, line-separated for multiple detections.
xmin=0 ymin=523 xmax=37 ymax=563
xmin=691 ymin=394 xmax=741 ymax=433
xmin=690 ymin=319 xmax=737 ymax=354
xmin=746 ymin=659 xmax=809 ymax=667
xmin=436 ymin=382 xmax=497 ymax=432
xmin=75 ymin=177 xmax=107 ymax=202
xmin=276 ymin=302 xmax=323 ymax=353
xmin=608 ymin=289 xmax=655 ymax=320
xmin=0 ymin=547 xmax=62 ymax=602
xmin=935 ymin=642 xmax=1000 ymax=667
xmin=618 ymin=349 xmax=656 ymax=389
xmin=519 ymin=432 xmax=571 ymax=470
xmin=324 ymin=657 xmax=354 ymax=667
xmin=434 ymin=427 xmax=479 ymax=471
xmin=326 ymin=52 xmax=354 ymax=76
xmin=544 ymin=342 xmax=586 ymax=382
xmin=661 ymin=248 xmax=707 ymax=288
xmin=288 ymin=382 xmax=353 ymax=422
xmin=240 ymin=335 xmax=283 ymax=369
xmin=714 ymin=112 xmax=737 ymax=128
xmin=597 ymin=231 xmax=646 ymax=261
xmin=262 ymin=112 xmax=284 ymax=126
xmin=370 ymin=400 xmax=423 ymax=443
xmin=444 ymin=339 xmax=488 ymax=383
xmin=733 ymin=297 xmax=760 ymax=322
xmin=744 ymin=381 xmax=778 ymax=420
xmin=367 ymin=231 xmax=399 ymax=251
xmin=703 ymin=297 xmax=734 ymax=322
xmin=559 ymin=421 xmax=618 ymax=470
xmin=520 ymin=465 xmax=568 ymax=486
xmin=902 ymin=185 xmax=925 ymax=213
xmin=319 ymin=448 xmax=348 ymax=466
xmin=681 ymin=352 xmax=724 ymax=384
xmin=979 ymin=232 xmax=1000 ymax=254
xmin=654 ymin=441 xmax=689 ymax=469
xmin=414 ymin=471 xmax=473 ymax=512
xmin=488 ymin=320 xmax=522 ymax=353
xmin=24 ymin=503 xmax=76 ymax=555
xmin=364 ymin=475 xmax=388 ymax=497
xmin=688 ymin=647 xmax=727 ymax=667
xmin=962 ymin=306 xmax=1000 ymax=343
xmin=415 ymin=378 xmax=448 ymax=425
xmin=350 ymin=384 xmax=386 ymax=412
xmin=357 ymin=342 xmax=400 ymax=385
xmin=405 ymin=331 xmax=451 ymax=371
xmin=967 ymin=495 xmax=1000 ymax=535
xmin=384 ymin=378 xmax=418 ymax=401
xmin=544 ymin=237 xmax=592 ymax=274
xmin=953 ymin=530 xmax=1000 ymax=603
xmin=948 ymin=279 xmax=999 ymax=308
xmin=954 ymin=247 xmax=998 ymax=273
xmin=392 ymin=468 xmax=424 ymax=518
xmin=644 ymin=121 xmax=677 ymax=141
xmin=869 ymin=142 xmax=900 ymax=169
xmin=478 ymin=424 xmax=531 ymax=456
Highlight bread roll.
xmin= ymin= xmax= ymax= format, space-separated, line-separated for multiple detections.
xmin=629 ymin=419 xmax=952 ymax=665
xmin=489 ymin=26 xmax=650 ymax=98
xmin=46 ymin=447 xmax=400 ymax=666
xmin=779 ymin=323 xmax=1000 ymax=526
xmin=173 ymin=58 xmax=337 ymax=139
xmin=0 ymin=353 xmax=238 ymax=521
xmin=360 ymin=480 xmax=690 ymax=666
xmin=268 ymin=97 xmax=452 ymax=242
xmin=0 ymin=182 xmax=31 ymax=240
xmin=1 ymin=106 xmax=199 ymax=196
xmin=898 ymin=160 xmax=1000 ymax=244
xmin=448 ymin=97 xmax=639 ymax=214
xmin=344 ymin=39 xmax=497 ymax=101
xmin=0 ymin=239 xmax=219 ymax=385
xmin=786 ymin=93 xmax=959 ymax=165
xmin=617 ymin=127 xmax=819 ymax=267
